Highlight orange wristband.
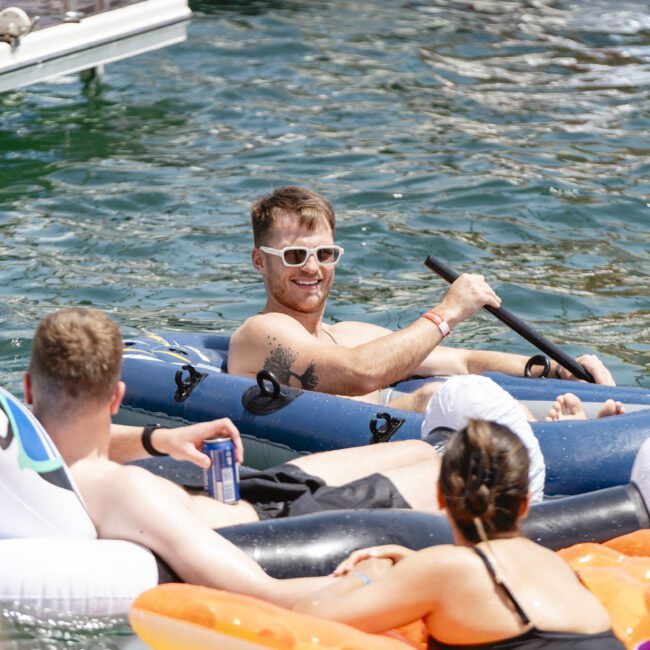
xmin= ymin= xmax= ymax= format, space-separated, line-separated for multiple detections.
xmin=422 ymin=309 xmax=451 ymax=338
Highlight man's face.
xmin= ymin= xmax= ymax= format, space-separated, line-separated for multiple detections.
xmin=256 ymin=211 xmax=336 ymax=314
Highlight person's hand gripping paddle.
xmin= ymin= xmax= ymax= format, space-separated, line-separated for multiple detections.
xmin=424 ymin=255 xmax=595 ymax=383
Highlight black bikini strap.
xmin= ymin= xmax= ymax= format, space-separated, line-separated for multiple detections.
xmin=473 ymin=546 xmax=531 ymax=626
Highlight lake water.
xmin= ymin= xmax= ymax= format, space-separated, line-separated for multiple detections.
xmin=1 ymin=0 xmax=649 ymax=646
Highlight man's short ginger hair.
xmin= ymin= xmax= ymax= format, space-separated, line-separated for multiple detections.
xmin=251 ymin=186 xmax=336 ymax=246
xmin=29 ymin=307 xmax=123 ymax=406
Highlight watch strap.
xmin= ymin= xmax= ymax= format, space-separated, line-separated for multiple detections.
xmin=141 ymin=424 xmax=168 ymax=457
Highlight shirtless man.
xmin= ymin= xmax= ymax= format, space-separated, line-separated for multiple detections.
xmin=25 ymin=306 xmax=450 ymax=605
xmin=229 ymin=186 xmax=614 ymax=411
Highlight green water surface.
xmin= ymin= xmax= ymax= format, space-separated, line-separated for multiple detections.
xmin=1 ymin=0 xmax=649 ymax=646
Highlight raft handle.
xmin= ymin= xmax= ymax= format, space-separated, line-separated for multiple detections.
xmin=174 ymin=364 xmax=208 ymax=402
xmin=369 ymin=412 xmax=405 ymax=444
xmin=241 ymin=370 xmax=302 ymax=416
xmin=257 ymin=370 xmax=282 ymax=398
xmin=524 ymin=354 xmax=551 ymax=379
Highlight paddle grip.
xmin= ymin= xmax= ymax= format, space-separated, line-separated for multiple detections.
xmin=424 ymin=256 xmax=595 ymax=383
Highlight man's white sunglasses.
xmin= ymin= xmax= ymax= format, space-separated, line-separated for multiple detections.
xmin=259 ymin=245 xmax=345 ymax=267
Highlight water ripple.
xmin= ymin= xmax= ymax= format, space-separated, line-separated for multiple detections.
xmin=0 ymin=0 xmax=648 ymax=399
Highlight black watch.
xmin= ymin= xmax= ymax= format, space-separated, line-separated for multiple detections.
xmin=141 ymin=424 xmax=168 ymax=457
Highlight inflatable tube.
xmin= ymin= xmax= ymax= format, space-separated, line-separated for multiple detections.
xmin=119 ymin=332 xmax=650 ymax=496
xmin=0 ymin=387 xmax=164 ymax=615
xmin=217 ymin=483 xmax=650 ymax=578
xmin=0 ymin=538 xmax=160 ymax=616
xmin=0 ymin=386 xmax=95 ymax=538
xmin=3 ymin=481 xmax=647 ymax=616
xmin=558 ymin=530 xmax=650 ymax=650
xmin=132 ymin=530 xmax=650 ymax=650
xmin=130 ymin=583 xmax=421 ymax=650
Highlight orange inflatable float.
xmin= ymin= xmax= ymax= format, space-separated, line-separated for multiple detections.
xmin=130 ymin=532 xmax=650 ymax=650
xmin=130 ymin=583 xmax=424 ymax=650
xmin=558 ymin=529 xmax=650 ymax=650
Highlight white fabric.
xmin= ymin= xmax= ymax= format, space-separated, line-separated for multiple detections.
xmin=378 ymin=387 xmax=394 ymax=406
xmin=0 ymin=387 xmax=158 ymax=615
xmin=421 ymin=375 xmax=545 ymax=502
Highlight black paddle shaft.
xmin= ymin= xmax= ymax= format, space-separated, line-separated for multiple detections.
xmin=424 ymin=256 xmax=595 ymax=383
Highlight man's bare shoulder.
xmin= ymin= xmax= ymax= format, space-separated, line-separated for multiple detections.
xmin=72 ymin=459 xmax=166 ymax=508
xmin=233 ymin=312 xmax=310 ymax=339
xmin=230 ymin=312 xmax=320 ymax=376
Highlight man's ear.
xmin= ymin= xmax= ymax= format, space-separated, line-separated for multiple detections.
xmin=109 ymin=381 xmax=126 ymax=416
xmin=23 ymin=372 xmax=33 ymax=405
xmin=251 ymin=247 xmax=265 ymax=273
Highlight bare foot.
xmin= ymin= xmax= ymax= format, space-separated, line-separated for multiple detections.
xmin=545 ymin=393 xmax=586 ymax=421
xmin=545 ymin=393 xmax=626 ymax=421
xmin=597 ymin=399 xmax=625 ymax=418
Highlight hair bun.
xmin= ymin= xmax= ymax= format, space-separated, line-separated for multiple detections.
xmin=462 ymin=449 xmax=495 ymax=517
xmin=463 ymin=483 xmax=492 ymax=518
xmin=439 ymin=420 xmax=529 ymax=543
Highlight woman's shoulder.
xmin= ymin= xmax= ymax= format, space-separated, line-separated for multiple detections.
xmin=411 ymin=544 xmax=482 ymax=575
xmin=417 ymin=538 xmax=560 ymax=581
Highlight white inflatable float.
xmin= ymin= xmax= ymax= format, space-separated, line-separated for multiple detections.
xmin=0 ymin=386 xmax=158 ymax=616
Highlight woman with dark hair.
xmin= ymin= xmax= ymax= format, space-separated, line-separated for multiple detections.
xmin=295 ymin=420 xmax=624 ymax=649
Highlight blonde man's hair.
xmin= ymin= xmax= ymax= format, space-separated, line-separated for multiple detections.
xmin=251 ymin=186 xmax=336 ymax=246
xmin=29 ymin=307 xmax=123 ymax=407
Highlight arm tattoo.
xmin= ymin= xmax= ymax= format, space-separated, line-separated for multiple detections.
xmin=264 ymin=342 xmax=319 ymax=390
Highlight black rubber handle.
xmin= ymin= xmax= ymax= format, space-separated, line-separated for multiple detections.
xmin=424 ymin=255 xmax=595 ymax=383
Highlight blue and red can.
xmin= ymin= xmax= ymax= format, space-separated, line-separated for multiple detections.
xmin=202 ymin=437 xmax=240 ymax=503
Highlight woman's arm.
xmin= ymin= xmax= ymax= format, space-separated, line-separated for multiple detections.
xmin=294 ymin=548 xmax=448 ymax=633
xmin=332 ymin=545 xmax=415 ymax=576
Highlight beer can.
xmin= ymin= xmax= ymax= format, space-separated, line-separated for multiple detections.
xmin=202 ymin=437 xmax=240 ymax=503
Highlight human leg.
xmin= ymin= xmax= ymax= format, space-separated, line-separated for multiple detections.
xmin=241 ymin=453 xmax=439 ymax=519
xmin=375 ymin=458 xmax=441 ymax=511
xmin=284 ymin=456 xmax=442 ymax=517
xmin=387 ymin=380 xmax=541 ymax=422
xmin=387 ymin=381 xmax=442 ymax=412
xmin=288 ymin=439 xmax=438 ymax=486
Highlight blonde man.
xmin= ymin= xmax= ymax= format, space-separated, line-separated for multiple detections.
xmin=25 ymin=307 xmax=449 ymax=605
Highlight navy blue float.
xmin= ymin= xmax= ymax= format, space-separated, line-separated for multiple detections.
xmin=120 ymin=332 xmax=650 ymax=497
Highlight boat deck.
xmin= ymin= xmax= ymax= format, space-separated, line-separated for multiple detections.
xmin=20 ymin=1 xmax=145 ymax=30
xmin=0 ymin=0 xmax=191 ymax=92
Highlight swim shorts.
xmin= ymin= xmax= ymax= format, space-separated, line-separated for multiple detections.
xmin=420 ymin=375 xmax=546 ymax=502
xmin=239 ymin=463 xmax=410 ymax=520
xmin=378 ymin=387 xmax=407 ymax=405
xmin=377 ymin=387 xmax=394 ymax=406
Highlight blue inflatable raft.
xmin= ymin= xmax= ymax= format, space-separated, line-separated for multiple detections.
xmin=119 ymin=332 xmax=650 ymax=497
